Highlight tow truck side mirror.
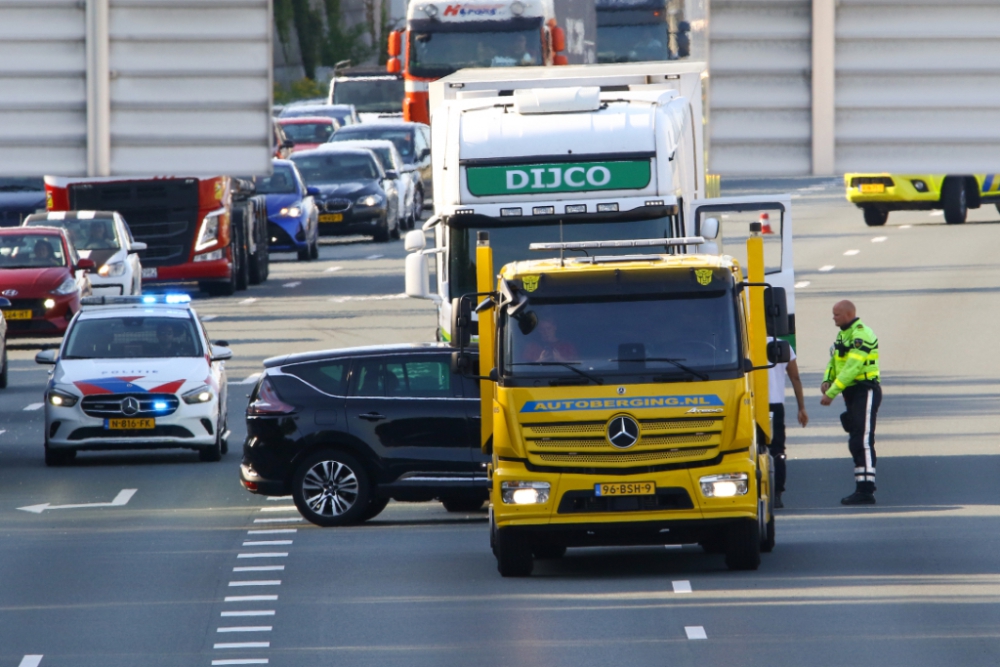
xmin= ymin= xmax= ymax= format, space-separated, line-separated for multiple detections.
xmin=767 ymin=339 xmax=792 ymax=364
xmin=451 ymin=297 xmax=473 ymax=348
xmin=764 ymin=287 xmax=790 ymax=337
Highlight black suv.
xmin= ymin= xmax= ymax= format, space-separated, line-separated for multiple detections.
xmin=240 ymin=343 xmax=487 ymax=526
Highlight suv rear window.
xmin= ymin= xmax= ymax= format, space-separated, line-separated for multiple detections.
xmin=284 ymin=361 xmax=349 ymax=395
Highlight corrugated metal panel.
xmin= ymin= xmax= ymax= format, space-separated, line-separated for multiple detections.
xmin=707 ymin=0 xmax=812 ymax=176
xmin=0 ymin=0 xmax=88 ymax=176
xmin=835 ymin=0 xmax=1000 ymax=173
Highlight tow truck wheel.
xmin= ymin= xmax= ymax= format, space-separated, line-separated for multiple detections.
xmin=942 ymin=178 xmax=968 ymax=224
xmin=496 ymin=527 xmax=534 ymax=577
xmin=724 ymin=519 xmax=761 ymax=571
xmin=761 ymin=513 xmax=775 ymax=553
xmin=699 ymin=534 xmax=726 ymax=554
xmin=862 ymin=206 xmax=887 ymax=227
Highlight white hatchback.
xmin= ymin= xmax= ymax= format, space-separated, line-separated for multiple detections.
xmin=35 ymin=294 xmax=232 ymax=466
xmin=24 ymin=210 xmax=146 ymax=296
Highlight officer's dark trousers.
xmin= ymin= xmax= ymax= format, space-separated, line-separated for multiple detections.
xmin=841 ymin=381 xmax=881 ymax=488
xmin=768 ymin=403 xmax=786 ymax=494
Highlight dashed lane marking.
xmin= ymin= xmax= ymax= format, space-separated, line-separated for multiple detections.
xmin=242 ymin=540 xmax=293 ymax=547
xmin=213 ymin=642 xmax=270 ymax=650
xmin=0 ymin=429 xmax=6 ymax=436
xmin=228 ymin=580 xmax=281 ymax=587
xmin=201 ymin=315 xmax=218 ymax=321
xmin=794 ymin=281 xmax=810 ymax=289
xmin=253 ymin=517 xmax=304 ymax=524
xmin=282 ymin=281 xmax=301 ymax=288
xmin=818 ymin=265 xmax=835 ymax=272
xmin=24 ymin=403 xmax=44 ymax=411
xmin=323 ymin=266 xmax=342 ymax=273
xmin=233 ymin=566 xmax=285 ymax=572
xmin=329 ymin=293 xmax=407 ymax=304
xmin=240 ymin=298 xmax=257 ymax=305
xmin=365 ymin=254 xmax=384 ymax=260
xmin=871 ymin=236 xmax=887 ymax=243
xmin=238 ymin=553 xmax=289 ymax=559
xmin=930 ymin=211 xmax=943 ymax=217
xmin=900 ymin=224 xmax=912 ymax=229
xmin=685 ymin=626 xmax=707 ymax=640
xmin=247 ymin=528 xmax=297 ymax=534
xmin=222 ymin=611 xmax=276 ymax=617
xmin=211 ymin=660 xmax=268 ymax=666
xmin=843 ymin=249 xmax=859 ymax=256
xmin=217 ymin=626 xmax=273 ymax=633
xmin=18 ymin=657 xmax=43 ymax=667
xmin=672 ymin=580 xmax=692 ymax=593
xmin=258 ymin=506 xmax=298 ymax=512
xmin=225 ymin=595 xmax=278 ymax=602
xmin=266 ymin=496 xmax=292 ymax=501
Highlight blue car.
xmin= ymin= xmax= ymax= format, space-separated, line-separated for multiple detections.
xmin=252 ymin=160 xmax=319 ymax=260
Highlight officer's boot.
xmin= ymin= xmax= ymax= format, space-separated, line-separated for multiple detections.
xmin=841 ymin=481 xmax=876 ymax=506
xmin=774 ymin=492 xmax=783 ymax=509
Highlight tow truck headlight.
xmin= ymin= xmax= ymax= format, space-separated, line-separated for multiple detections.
xmin=182 ymin=385 xmax=214 ymax=405
xmin=279 ymin=205 xmax=302 ymax=217
xmin=99 ymin=261 xmax=126 ymax=277
xmin=51 ymin=276 xmax=78 ymax=295
xmin=501 ymin=481 xmax=550 ymax=505
xmin=48 ymin=388 xmax=78 ymax=408
xmin=699 ymin=473 xmax=749 ymax=498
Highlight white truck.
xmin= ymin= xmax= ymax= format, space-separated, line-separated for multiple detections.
xmin=405 ymin=62 xmax=798 ymax=344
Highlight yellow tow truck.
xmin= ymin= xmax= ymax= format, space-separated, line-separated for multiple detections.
xmin=845 ymin=173 xmax=1000 ymax=226
xmin=451 ymin=224 xmax=791 ymax=576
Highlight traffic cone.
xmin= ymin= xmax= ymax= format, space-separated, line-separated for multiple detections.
xmin=759 ymin=212 xmax=774 ymax=234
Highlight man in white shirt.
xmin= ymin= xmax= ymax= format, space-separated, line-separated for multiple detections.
xmin=768 ymin=335 xmax=809 ymax=508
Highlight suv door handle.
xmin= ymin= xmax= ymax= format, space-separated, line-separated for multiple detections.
xmin=357 ymin=412 xmax=386 ymax=421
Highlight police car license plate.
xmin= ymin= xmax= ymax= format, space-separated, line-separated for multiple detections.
xmin=3 ymin=309 xmax=32 ymax=320
xmin=142 ymin=267 xmax=158 ymax=279
xmin=595 ymin=482 xmax=656 ymax=497
xmin=105 ymin=418 xmax=155 ymax=430
xmin=860 ymin=183 xmax=885 ymax=193
xmin=319 ymin=213 xmax=343 ymax=223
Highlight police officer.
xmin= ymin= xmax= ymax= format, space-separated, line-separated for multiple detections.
xmin=819 ymin=300 xmax=881 ymax=505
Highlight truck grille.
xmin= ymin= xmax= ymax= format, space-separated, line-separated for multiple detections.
xmin=558 ymin=488 xmax=694 ymax=514
xmin=81 ymin=393 xmax=180 ymax=418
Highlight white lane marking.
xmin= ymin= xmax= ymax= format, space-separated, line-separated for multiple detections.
xmin=843 ymin=249 xmax=859 ymax=256
xmin=242 ymin=540 xmax=293 ymax=547
xmin=228 ymin=580 xmax=281 ymax=587
xmin=18 ymin=488 xmax=136 ymax=514
xmin=240 ymin=374 xmax=261 ymax=385
xmin=900 ymin=224 xmax=912 ymax=229
xmin=265 ymin=496 xmax=293 ymax=501
xmin=233 ymin=565 xmax=285 ymax=572
xmin=238 ymin=553 xmax=289 ymax=559
xmin=685 ymin=626 xmax=707 ymax=640
xmin=247 ymin=528 xmax=297 ymax=534
xmin=871 ymin=236 xmax=887 ymax=243
xmin=201 ymin=314 xmax=218 ymax=321
xmin=213 ymin=642 xmax=270 ymax=649
xmin=672 ymin=580 xmax=693 ymax=593
xmin=212 ymin=660 xmax=269 ymax=666
xmin=818 ymin=265 xmax=835 ymax=272
xmin=365 ymin=254 xmax=384 ymax=260
xmin=240 ymin=298 xmax=257 ymax=305
xmin=329 ymin=293 xmax=407 ymax=304
xmin=23 ymin=403 xmax=44 ymax=411
xmin=225 ymin=595 xmax=278 ymax=602
xmin=258 ymin=505 xmax=298 ymax=513
xmin=18 ymin=657 xmax=43 ymax=667
xmin=930 ymin=211 xmax=943 ymax=217
xmin=794 ymin=281 xmax=810 ymax=289
xmin=221 ymin=610 xmax=276 ymax=617
xmin=323 ymin=266 xmax=342 ymax=273
xmin=0 ymin=429 xmax=6 ymax=436
xmin=253 ymin=517 xmax=304 ymax=524
xmin=217 ymin=626 xmax=272 ymax=633
xmin=282 ymin=281 xmax=301 ymax=288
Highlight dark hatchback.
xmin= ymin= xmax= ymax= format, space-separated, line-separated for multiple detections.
xmin=240 ymin=344 xmax=488 ymax=526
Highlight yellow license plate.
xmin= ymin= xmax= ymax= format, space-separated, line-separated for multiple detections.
xmin=595 ymin=482 xmax=656 ymax=497
xmin=860 ymin=183 xmax=885 ymax=193
xmin=3 ymin=309 xmax=32 ymax=320
xmin=319 ymin=213 xmax=344 ymax=223
xmin=105 ymin=418 xmax=155 ymax=430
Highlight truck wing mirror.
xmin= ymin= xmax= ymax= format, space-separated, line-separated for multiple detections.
xmin=403 ymin=229 xmax=426 ymax=252
xmin=451 ymin=297 xmax=473 ymax=348
xmin=701 ymin=217 xmax=720 ymax=240
xmin=767 ymin=339 xmax=792 ymax=365
xmin=405 ymin=252 xmax=431 ymax=299
xmin=387 ymin=30 xmax=402 ymax=57
xmin=764 ymin=286 xmax=790 ymax=337
xmin=550 ymin=25 xmax=566 ymax=53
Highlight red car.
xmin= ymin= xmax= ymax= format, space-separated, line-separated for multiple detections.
xmin=0 ymin=227 xmax=94 ymax=337
xmin=276 ymin=116 xmax=341 ymax=153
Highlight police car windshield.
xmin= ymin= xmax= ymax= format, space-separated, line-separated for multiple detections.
xmin=64 ymin=317 xmax=202 ymax=359
xmin=502 ymin=286 xmax=741 ymax=384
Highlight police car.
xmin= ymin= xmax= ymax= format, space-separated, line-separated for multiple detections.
xmin=34 ymin=294 xmax=231 ymax=466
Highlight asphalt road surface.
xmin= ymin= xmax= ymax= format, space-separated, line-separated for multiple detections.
xmin=2 ymin=187 xmax=1000 ymax=666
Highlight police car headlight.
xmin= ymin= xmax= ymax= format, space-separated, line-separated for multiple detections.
xmin=699 ymin=473 xmax=748 ymax=498
xmin=501 ymin=481 xmax=550 ymax=505
xmin=48 ymin=388 xmax=78 ymax=408
xmin=51 ymin=276 xmax=78 ymax=295
xmin=99 ymin=261 xmax=126 ymax=277
xmin=182 ymin=385 xmax=214 ymax=405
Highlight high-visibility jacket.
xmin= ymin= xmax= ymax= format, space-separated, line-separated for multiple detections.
xmin=824 ymin=318 xmax=880 ymax=398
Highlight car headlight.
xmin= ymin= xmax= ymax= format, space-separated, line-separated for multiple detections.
xmin=48 ymin=388 xmax=79 ymax=407
xmin=44 ymin=298 xmax=56 ymax=309
xmin=279 ymin=205 xmax=302 ymax=217
xmin=911 ymin=179 xmax=927 ymax=192
xmin=699 ymin=473 xmax=749 ymax=498
xmin=355 ymin=194 xmax=384 ymax=207
xmin=51 ymin=276 xmax=78 ymax=295
xmin=501 ymin=481 xmax=550 ymax=505
xmin=182 ymin=385 xmax=214 ymax=404
xmin=98 ymin=261 xmax=126 ymax=277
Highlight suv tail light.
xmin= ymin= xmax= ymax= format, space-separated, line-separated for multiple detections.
xmin=247 ymin=377 xmax=296 ymax=416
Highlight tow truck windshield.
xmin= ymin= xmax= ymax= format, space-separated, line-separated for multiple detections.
xmin=501 ymin=279 xmax=741 ymax=385
xmin=409 ymin=26 xmax=543 ymax=78
xmin=64 ymin=316 xmax=203 ymax=359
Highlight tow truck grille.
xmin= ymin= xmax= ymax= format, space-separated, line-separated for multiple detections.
xmin=81 ymin=393 xmax=180 ymax=418
xmin=537 ymin=448 xmax=711 ymax=464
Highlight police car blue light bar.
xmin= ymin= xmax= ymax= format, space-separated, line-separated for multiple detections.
xmin=528 ymin=237 xmax=706 ymax=251
xmin=81 ymin=294 xmax=192 ymax=307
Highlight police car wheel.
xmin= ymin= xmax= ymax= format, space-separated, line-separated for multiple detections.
xmin=724 ymin=519 xmax=761 ymax=570
xmin=199 ymin=433 xmax=223 ymax=462
xmin=862 ymin=206 xmax=887 ymax=227
xmin=495 ymin=527 xmax=534 ymax=577
xmin=291 ymin=450 xmax=371 ymax=527
xmin=0 ymin=347 xmax=7 ymax=389
xmin=942 ymin=178 xmax=968 ymax=224
xmin=44 ymin=444 xmax=75 ymax=467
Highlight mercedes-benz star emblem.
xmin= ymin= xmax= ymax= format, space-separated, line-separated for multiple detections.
xmin=1 ymin=289 xmax=17 ymax=297
xmin=607 ymin=415 xmax=640 ymax=449
xmin=121 ymin=397 xmax=140 ymax=416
